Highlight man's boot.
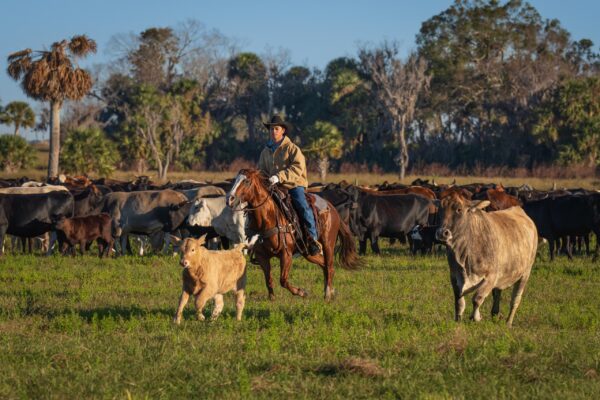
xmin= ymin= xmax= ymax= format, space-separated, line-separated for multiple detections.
xmin=308 ymin=236 xmax=323 ymax=256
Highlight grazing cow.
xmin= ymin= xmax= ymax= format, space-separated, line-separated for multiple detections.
xmin=187 ymin=196 xmax=246 ymax=246
xmin=436 ymin=194 xmax=537 ymax=326
xmin=0 ymin=191 xmax=74 ymax=255
xmin=54 ymin=213 xmax=113 ymax=257
xmin=173 ymin=235 xmax=257 ymax=323
xmin=102 ymin=190 xmax=190 ymax=255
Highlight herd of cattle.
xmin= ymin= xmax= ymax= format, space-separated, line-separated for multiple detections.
xmin=0 ymin=174 xmax=598 ymax=261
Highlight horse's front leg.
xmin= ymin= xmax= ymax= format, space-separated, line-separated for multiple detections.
xmin=279 ymin=248 xmax=307 ymax=297
xmin=256 ymin=250 xmax=275 ymax=300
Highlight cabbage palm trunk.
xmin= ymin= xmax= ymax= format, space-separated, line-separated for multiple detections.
xmin=48 ymin=100 xmax=62 ymax=178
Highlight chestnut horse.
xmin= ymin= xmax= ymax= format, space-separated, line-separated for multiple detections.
xmin=227 ymin=169 xmax=360 ymax=300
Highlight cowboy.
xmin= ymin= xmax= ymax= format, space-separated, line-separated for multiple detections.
xmin=258 ymin=115 xmax=323 ymax=256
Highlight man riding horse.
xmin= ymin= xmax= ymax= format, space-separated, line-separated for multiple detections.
xmin=258 ymin=115 xmax=323 ymax=256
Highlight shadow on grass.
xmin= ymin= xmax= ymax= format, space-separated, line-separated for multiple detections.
xmin=32 ymin=305 xmax=175 ymax=322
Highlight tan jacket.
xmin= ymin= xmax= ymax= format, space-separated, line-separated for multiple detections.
xmin=258 ymin=135 xmax=308 ymax=189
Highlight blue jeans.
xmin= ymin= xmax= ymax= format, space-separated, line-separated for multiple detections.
xmin=289 ymin=186 xmax=318 ymax=239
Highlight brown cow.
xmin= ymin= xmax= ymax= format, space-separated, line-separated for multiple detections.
xmin=478 ymin=189 xmax=521 ymax=211
xmin=173 ymin=235 xmax=257 ymax=324
xmin=438 ymin=186 xmax=473 ymax=200
xmin=55 ymin=213 xmax=113 ymax=257
xmin=436 ymin=193 xmax=537 ymax=327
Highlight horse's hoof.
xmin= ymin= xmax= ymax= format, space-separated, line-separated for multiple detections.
xmin=299 ymin=289 xmax=308 ymax=298
xmin=324 ymin=288 xmax=335 ymax=302
xmin=269 ymin=293 xmax=276 ymax=301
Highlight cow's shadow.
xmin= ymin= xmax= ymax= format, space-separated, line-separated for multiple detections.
xmin=74 ymin=305 xmax=173 ymax=322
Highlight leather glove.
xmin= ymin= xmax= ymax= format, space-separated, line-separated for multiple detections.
xmin=269 ymin=175 xmax=280 ymax=185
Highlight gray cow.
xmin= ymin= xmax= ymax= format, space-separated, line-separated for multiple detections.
xmin=102 ymin=190 xmax=189 ymax=255
xmin=436 ymin=194 xmax=538 ymax=327
xmin=177 ymin=185 xmax=226 ymax=201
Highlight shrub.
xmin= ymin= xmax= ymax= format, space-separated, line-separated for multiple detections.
xmin=61 ymin=128 xmax=120 ymax=176
xmin=0 ymin=134 xmax=35 ymax=172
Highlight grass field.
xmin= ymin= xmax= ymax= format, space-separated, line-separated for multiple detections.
xmin=1 ymin=244 xmax=599 ymax=399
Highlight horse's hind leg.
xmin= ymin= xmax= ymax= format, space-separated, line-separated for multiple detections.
xmin=279 ymin=251 xmax=307 ymax=298
xmin=322 ymin=240 xmax=335 ymax=301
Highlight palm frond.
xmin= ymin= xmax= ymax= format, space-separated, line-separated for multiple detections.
xmin=64 ymin=68 xmax=93 ymax=100
xmin=6 ymin=49 xmax=33 ymax=80
xmin=7 ymin=49 xmax=32 ymax=63
xmin=68 ymin=35 xmax=97 ymax=57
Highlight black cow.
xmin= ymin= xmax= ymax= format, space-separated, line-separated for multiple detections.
xmin=409 ymin=224 xmax=443 ymax=255
xmin=72 ymin=186 xmax=107 ymax=217
xmin=0 ymin=191 xmax=74 ymax=255
xmin=523 ymin=193 xmax=600 ymax=261
xmin=314 ymin=183 xmax=360 ymax=225
xmin=354 ymin=193 xmax=432 ymax=255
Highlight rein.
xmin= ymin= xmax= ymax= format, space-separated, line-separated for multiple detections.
xmin=231 ymin=185 xmax=274 ymax=212
xmin=241 ymin=181 xmax=294 ymax=255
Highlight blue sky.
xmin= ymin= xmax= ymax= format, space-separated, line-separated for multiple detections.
xmin=1 ymin=0 xmax=598 ymax=137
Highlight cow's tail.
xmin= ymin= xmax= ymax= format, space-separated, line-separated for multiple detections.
xmin=337 ymin=218 xmax=361 ymax=270
xmin=234 ymin=234 xmax=260 ymax=252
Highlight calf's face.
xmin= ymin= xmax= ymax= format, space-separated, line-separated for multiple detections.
xmin=179 ymin=235 xmax=207 ymax=269
xmin=436 ymin=194 xmax=489 ymax=243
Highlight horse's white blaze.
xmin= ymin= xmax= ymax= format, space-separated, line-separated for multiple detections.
xmin=227 ymin=174 xmax=247 ymax=207
xmin=229 ymin=174 xmax=247 ymax=197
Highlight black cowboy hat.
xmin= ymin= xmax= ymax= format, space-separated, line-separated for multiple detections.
xmin=262 ymin=115 xmax=293 ymax=133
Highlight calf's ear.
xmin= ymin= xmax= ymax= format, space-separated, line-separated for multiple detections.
xmin=197 ymin=234 xmax=207 ymax=246
xmin=469 ymin=200 xmax=490 ymax=212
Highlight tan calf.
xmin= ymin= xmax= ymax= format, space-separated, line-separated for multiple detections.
xmin=173 ymin=235 xmax=255 ymax=324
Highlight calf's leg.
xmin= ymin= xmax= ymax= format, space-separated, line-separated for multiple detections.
xmin=451 ymin=275 xmax=465 ymax=321
xmin=235 ymin=289 xmax=246 ymax=321
xmin=173 ymin=290 xmax=190 ymax=325
xmin=471 ymin=280 xmax=494 ymax=322
xmin=211 ymin=294 xmax=224 ymax=320
xmin=491 ymin=288 xmax=502 ymax=318
xmin=194 ymin=289 xmax=213 ymax=321
xmin=507 ymin=274 xmax=530 ymax=327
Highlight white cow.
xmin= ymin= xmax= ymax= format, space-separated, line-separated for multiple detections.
xmin=187 ymin=196 xmax=246 ymax=246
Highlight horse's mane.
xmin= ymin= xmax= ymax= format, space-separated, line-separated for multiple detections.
xmin=239 ymin=168 xmax=270 ymax=190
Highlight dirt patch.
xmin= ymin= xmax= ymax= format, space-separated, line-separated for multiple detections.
xmin=316 ymin=357 xmax=385 ymax=377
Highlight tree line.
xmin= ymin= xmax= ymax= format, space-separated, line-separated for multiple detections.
xmin=3 ymin=0 xmax=599 ymax=180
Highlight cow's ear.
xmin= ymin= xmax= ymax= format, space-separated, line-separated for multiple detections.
xmin=469 ymin=200 xmax=490 ymax=212
xmin=197 ymin=234 xmax=207 ymax=246
xmin=170 ymin=234 xmax=183 ymax=247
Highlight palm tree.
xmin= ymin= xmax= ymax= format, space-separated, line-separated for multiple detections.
xmin=0 ymin=101 xmax=36 ymax=136
xmin=304 ymin=121 xmax=344 ymax=182
xmin=6 ymin=35 xmax=96 ymax=178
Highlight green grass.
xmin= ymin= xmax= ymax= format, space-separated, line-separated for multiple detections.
xmin=1 ymin=246 xmax=599 ymax=399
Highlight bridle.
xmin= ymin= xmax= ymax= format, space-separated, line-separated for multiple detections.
xmin=229 ymin=176 xmax=275 ymax=212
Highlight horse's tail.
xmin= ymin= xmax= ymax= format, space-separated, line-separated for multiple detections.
xmin=337 ymin=218 xmax=361 ymax=270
